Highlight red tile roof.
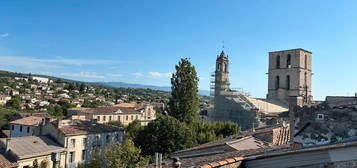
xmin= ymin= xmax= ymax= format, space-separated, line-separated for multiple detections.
xmin=0 ymin=154 xmax=18 ymax=168
xmin=1 ymin=130 xmax=10 ymax=138
xmin=10 ymin=116 xmax=43 ymax=126
xmin=55 ymin=120 xmax=123 ymax=136
xmin=69 ymin=106 xmax=141 ymax=115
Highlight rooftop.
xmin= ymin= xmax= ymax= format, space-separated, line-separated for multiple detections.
xmin=9 ymin=116 xmax=43 ymax=126
xmin=55 ymin=120 xmax=123 ymax=136
xmin=0 ymin=136 xmax=64 ymax=160
xmin=69 ymin=106 xmax=141 ymax=115
xmin=269 ymin=48 xmax=312 ymax=54
xmin=0 ymin=154 xmax=17 ymax=168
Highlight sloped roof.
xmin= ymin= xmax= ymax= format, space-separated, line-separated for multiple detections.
xmin=55 ymin=120 xmax=123 ymax=136
xmin=69 ymin=106 xmax=141 ymax=115
xmin=0 ymin=154 xmax=17 ymax=168
xmin=9 ymin=116 xmax=43 ymax=126
xmin=0 ymin=136 xmax=64 ymax=160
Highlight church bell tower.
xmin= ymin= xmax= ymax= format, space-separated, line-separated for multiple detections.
xmin=214 ymin=51 xmax=230 ymax=96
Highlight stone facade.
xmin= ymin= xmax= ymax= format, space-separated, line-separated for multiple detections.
xmin=209 ymin=50 xmax=291 ymax=130
xmin=267 ymin=48 xmax=313 ymax=106
xmin=210 ymin=51 xmax=259 ymax=130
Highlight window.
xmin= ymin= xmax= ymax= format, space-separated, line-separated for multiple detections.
xmin=82 ymin=150 xmax=86 ymax=160
xmin=305 ymin=54 xmax=308 ymax=69
xmin=136 ymin=115 xmax=138 ymax=120
xmin=97 ymin=116 xmax=100 ymax=121
xmin=69 ymin=152 xmax=75 ymax=163
xmin=286 ymin=75 xmax=290 ymax=90
xmin=103 ymin=116 xmax=106 ymax=121
xmin=131 ymin=115 xmax=134 ymax=120
xmin=276 ymin=55 xmax=280 ymax=69
xmin=27 ymin=126 xmax=30 ymax=133
xmin=109 ymin=116 xmax=112 ymax=121
xmin=118 ymin=116 xmax=121 ymax=121
xmin=305 ymin=72 xmax=308 ymax=87
xmin=20 ymin=125 xmax=23 ymax=132
xmin=11 ymin=125 xmax=14 ymax=130
xmin=224 ymin=63 xmax=228 ymax=72
xmin=126 ymin=116 xmax=128 ymax=121
xmin=96 ymin=135 xmax=100 ymax=146
xmin=83 ymin=138 xmax=87 ymax=146
xmin=70 ymin=139 xmax=76 ymax=148
xmin=106 ymin=135 xmax=110 ymax=142
xmin=275 ymin=76 xmax=280 ymax=90
xmin=287 ymin=54 xmax=291 ymax=67
xmin=317 ymin=114 xmax=324 ymax=120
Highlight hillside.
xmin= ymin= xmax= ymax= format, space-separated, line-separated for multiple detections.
xmin=101 ymin=81 xmax=210 ymax=96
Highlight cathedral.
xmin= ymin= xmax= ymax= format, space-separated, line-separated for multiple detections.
xmin=208 ymin=48 xmax=312 ymax=130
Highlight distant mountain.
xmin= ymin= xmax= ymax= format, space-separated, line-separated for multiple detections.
xmin=101 ymin=81 xmax=211 ymax=96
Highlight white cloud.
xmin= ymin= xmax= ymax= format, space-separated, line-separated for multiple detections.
xmin=148 ymin=72 xmax=172 ymax=78
xmin=106 ymin=73 xmax=122 ymax=77
xmin=133 ymin=72 xmax=143 ymax=77
xmin=61 ymin=72 xmax=105 ymax=79
xmin=0 ymin=33 xmax=9 ymax=38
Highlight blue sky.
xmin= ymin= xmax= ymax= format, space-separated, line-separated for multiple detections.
xmin=1 ymin=0 xmax=357 ymax=100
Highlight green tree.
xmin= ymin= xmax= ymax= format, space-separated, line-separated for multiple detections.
xmin=107 ymin=120 xmax=124 ymax=128
xmin=32 ymin=159 xmax=39 ymax=168
xmin=126 ymin=120 xmax=143 ymax=140
xmin=6 ymin=97 xmax=21 ymax=109
xmin=168 ymin=58 xmax=199 ymax=123
xmin=39 ymin=159 xmax=49 ymax=168
xmin=136 ymin=115 xmax=196 ymax=156
xmin=82 ymin=139 xmax=148 ymax=168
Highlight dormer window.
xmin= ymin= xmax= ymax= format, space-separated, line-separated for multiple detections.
xmin=316 ymin=114 xmax=324 ymax=120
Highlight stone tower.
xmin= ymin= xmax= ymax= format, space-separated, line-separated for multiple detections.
xmin=214 ymin=51 xmax=230 ymax=96
xmin=267 ymin=48 xmax=313 ymax=106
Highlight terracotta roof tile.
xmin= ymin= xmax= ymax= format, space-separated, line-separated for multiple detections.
xmin=69 ymin=106 xmax=141 ymax=115
xmin=56 ymin=120 xmax=123 ymax=135
xmin=10 ymin=116 xmax=43 ymax=126
xmin=0 ymin=154 xmax=17 ymax=168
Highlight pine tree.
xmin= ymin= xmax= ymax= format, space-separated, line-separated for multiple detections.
xmin=169 ymin=58 xmax=199 ymax=123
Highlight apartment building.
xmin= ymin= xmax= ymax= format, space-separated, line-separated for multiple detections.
xmin=0 ymin=136 xmax=65 ymax=168
xmin=68 ymin=104 xmax=156 ymax=126
xmin=41 ymin=119 xmax=124 ymax=168
xmin=9 ymin=116 xmax=43 ymax=137
xmin=0 ymin=95 xmax=11 ymax=105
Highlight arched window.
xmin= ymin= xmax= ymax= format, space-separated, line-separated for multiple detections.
xmin=287 ymin=54 xmax=291 ymax=67
xmin=275 ymin=76 xmax=280 ymax=90
xmin=286 ymin=75 xmax=290 ymax=90
xmin=276 ymin=55 xmax=280 ymax=69
xmin=224 ymin=63 xmax=228 ymax=72
xmin=305 ymin=55 xmax=308 ymax=69
xmin=304 ymin=72 xmax=307 ymax=87
xmin=217 ymin=64 xmax=221 ymax=71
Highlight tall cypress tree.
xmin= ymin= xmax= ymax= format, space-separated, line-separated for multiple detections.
xmin=169 ymin=58 xmax=199 ymax=123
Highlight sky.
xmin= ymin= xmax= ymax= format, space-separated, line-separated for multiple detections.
xmin=1 ymin=0 xmax=357 ymax=100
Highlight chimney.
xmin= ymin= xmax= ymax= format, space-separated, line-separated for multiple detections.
xmin=57 ymin=119 xmax=62 ymax=128
xmin=5 ymin=138 xmax=11 ymax=153
xmin=42 ymin=117 xmax=50 ymax=126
